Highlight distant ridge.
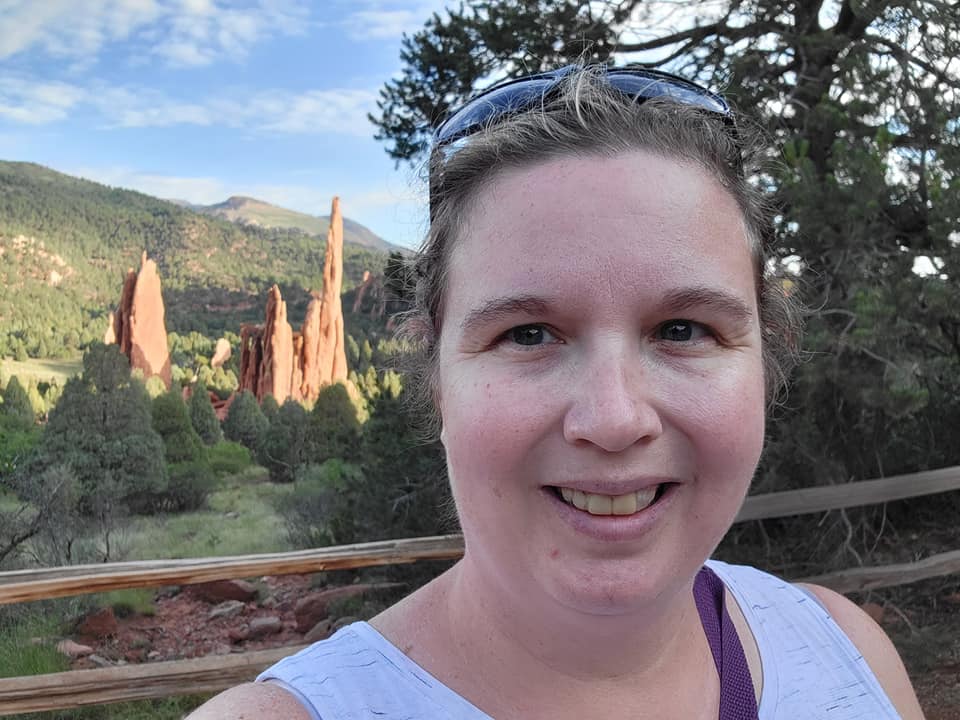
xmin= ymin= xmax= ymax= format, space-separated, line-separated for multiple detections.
xmin=193 ymin=195 xmax=398 ymax=253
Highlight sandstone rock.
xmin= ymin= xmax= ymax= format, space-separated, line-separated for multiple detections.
xmin=189 ymin=579 xmax=257 ymax=603
xmin=239 ymin=324 xmax=263 ymax=398
xmin=57 ymin=639 xmax=94 ymax=658
xmin=248 ymin=616 xmax=283 ymax=639
xmin=293 ymin=583 xmax=397 ymax=633
xmin=211 ymin=338 xmax=232 ymax=368
xmin=78 ymin=608 xmax=118 ymax=638
xmin=147 ymin=650 xmax=161 ymax=660
xmin=237 ymin=197 xmax=351 ymax=404
xmin=316 ymin=197 xmax=348 ymax=386
xmin=228 ymin=627 xmax=249 ymax=644
xmin=88 ymin=653 xmax=112 ymax=668
xmin=208 ymin=599 xmax=247 ymax=620
xmin=299 ymin=291 xmax=324 ymax=401
xmin=103 ymin=312 xmax=116 ymax=344
xmin=304 ymin=618 xmax=333 ymax=644
xmin=105 ymin=253 xmax=171 ymax=389
xmin=259 ymin=285 xmax=294 ymax=403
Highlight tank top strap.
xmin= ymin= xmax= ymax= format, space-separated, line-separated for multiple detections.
xmin=693 ymin=565 xmax=760 ymax=720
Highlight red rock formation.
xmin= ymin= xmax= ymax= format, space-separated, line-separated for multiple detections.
xmin=211 ymin=338 xmax=231 ymax=368
xmin=239 ymin=324 xmax=263 ymax=399
xmin=237 ymin=197 xmax=351 ymax=404
xmin=258 ymin=285 xmax=295 ymax=402
xmin=105 ymin=252 xmax=171 ymax=389
xmin=299 ymin=291 xmax=323 ymax=400
xmin=317 ymin=197 xmax=348 ymax=385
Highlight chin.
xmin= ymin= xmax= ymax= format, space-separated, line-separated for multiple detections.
xmin=535 ymin=554 xmax=700 ymax=617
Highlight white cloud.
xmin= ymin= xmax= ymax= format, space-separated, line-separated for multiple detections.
xmin=0 ymin=0 xmax=309 ymax=67
xmin=342 ymin=1 xmax=449 ymax=41
xmin=69 ymin=165 xmax=231 ymax=205
xmin=253 ymin=89 xmax=378 ymax=135
xmin=0 ymin=71 xmax=380 ymax=136
xmin=0 ymin=76 xmax=86 ymax=124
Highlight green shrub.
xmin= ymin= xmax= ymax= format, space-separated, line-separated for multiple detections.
xmin=1 ymin=376 xmax=34 ymax=428
xmin=100 ymin=588 xmax=156 ymax=618
xmin=223 ymin=390 xmax=268 ymax=453
xmin=207 ymin=441 xmax=252 ymax=476
xmin=162 ymin=460 xmax=217 ymax=512
xmin=152 ymin=389 xmax=205 ymax=464
xmin=259 ymin=399 xmax=309 ymax=483
xmin=280 ymin=459 xmax=364 ymax=547
xmin=189 ymin=381 xmax=222 ymax=446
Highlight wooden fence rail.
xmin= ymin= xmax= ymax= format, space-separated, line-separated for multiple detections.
xmin=1 ymin=465 xmax=958 ymax=715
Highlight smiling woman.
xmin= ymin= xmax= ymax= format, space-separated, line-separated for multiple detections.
xmin=189 ymin=65 xmax=925 ymax=720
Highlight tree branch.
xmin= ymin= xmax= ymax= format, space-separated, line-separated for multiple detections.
xmin=865 ymin=33 xmax=960 ymax=90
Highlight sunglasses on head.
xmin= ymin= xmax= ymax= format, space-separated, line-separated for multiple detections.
xmin=429 ymin=64 xmax=739 ymax=219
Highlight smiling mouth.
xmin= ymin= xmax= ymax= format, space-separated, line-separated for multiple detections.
xmin=549 ymin=484 xmax=670 ymax=516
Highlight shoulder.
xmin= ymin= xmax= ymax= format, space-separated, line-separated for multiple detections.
xmin=797 ymin=583 xmax=926 ymax=720
xmin=186 ymin=681 xmax=313 ymax=720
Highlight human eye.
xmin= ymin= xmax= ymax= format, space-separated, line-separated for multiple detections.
xmin=656 ymin=319 xmax=713 ymax=343
xmin=501 ymin=324 xmax=560 ymax=347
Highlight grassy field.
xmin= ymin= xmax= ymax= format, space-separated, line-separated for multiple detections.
xmin=125 ymin=466 xmax=295 ymax=560
xmin=1 ymin=358 xmax=82 ymax=386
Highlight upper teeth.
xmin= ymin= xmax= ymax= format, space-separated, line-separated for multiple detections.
xmin=559 ymin=487 xmax=658 ymax=515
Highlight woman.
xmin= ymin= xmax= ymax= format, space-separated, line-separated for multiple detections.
xmin=190 ymin=65 xmax=924 ymax=719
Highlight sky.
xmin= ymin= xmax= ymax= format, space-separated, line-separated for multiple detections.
xmin=0 ymin=0 xmax=453 ymax=248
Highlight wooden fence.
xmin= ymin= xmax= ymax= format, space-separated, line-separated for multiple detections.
xmin=1 ymin=465 xmax=958 ymax=715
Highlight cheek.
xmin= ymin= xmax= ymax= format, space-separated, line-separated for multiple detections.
xmin=674 ymin=367 xmax=767 ymax=476
xmin=439 ymin=367 xmax=553 ymax=495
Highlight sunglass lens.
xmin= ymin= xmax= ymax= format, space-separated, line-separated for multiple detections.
xmin=436 ymin=77 xmax=558 ymax=144
xmin=608 ymin=73 xmax=729 ymax=114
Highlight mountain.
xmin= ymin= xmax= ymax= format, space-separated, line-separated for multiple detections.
xmin=0 ymin=161 xmax=389 ymax=360
xmin=194 ymin=196 xmax=398 ymax=253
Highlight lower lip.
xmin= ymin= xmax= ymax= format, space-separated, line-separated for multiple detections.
xmin=544 ymin=485 xmax=677 ymax=542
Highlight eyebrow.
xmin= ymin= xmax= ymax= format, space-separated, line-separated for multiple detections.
xmin=459 ymin=295 xmax=552 ymax=334
xmin=658 ymin=286 xmax=755 ymax=325
xmin=458 ymin=286 xmax=755 ymax=334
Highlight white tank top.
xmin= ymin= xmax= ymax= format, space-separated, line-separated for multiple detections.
xmin=258 ymin=560 xmax=900 ymax=719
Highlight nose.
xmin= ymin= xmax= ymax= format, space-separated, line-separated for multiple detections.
xmin=562 ymin=348 xmax=664 ymax=453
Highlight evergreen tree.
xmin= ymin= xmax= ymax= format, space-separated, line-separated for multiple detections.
xmin=259 ymin=399 xmax=310 ymax=483
xmin=306 ymin=383 xmax=363 ymax=464
xmin=1 ymin=376 xmax=34 ymax=428
xmin=28 ymin=343 xmax=167 ymax=517
xmin=189 ymin=381 xmax=222 ymax=446
xmin=260 ymin=394 xmax=280 ymax=424
xmin=152 ymin=389 xmax=205 ymax=464
xmin=223 ymin=390 xmax=269 ymax=454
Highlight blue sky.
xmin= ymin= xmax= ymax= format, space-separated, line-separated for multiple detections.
xmin=0 ymin=0 xmax=452 ymax=248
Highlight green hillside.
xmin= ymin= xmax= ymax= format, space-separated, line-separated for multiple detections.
xmin=195 ymin=196 xmax=396 ymax=253
xmin=0 ymin=161 xmax=388 ymax=360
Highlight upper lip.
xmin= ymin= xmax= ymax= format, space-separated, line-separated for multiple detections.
xmin=547 ymin=478 xmax=676 ymax=495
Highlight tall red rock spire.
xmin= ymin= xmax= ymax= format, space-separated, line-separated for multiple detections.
xmin=105 ymin=252 xmax=171 ymax=389
xmin=316 ymin=196 xmax=348 ymax=386
xmin=237 ymin=197 xmax=350 ymax=404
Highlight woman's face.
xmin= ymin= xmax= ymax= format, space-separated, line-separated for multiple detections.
xmin=436 ymin=151 xmax=766 ymax=615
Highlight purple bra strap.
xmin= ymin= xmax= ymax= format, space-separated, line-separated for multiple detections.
xmin=693 ymin=566 xmax=760 ymax=720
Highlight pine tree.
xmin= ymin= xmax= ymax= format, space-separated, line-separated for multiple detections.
xmin=189 ymin=381 xmax=222 ymax=446
xmin=1 ymin=376 xmax=34 ymax=428
xmin=222 ymin=390 xmax=269 ymax=454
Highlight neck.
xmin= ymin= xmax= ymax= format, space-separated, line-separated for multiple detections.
xmin=442 ymin=556 xmax=712 ymax=702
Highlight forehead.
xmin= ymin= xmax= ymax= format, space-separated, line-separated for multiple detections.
xmin=444 ymin=151 xmax=756 ymax=316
